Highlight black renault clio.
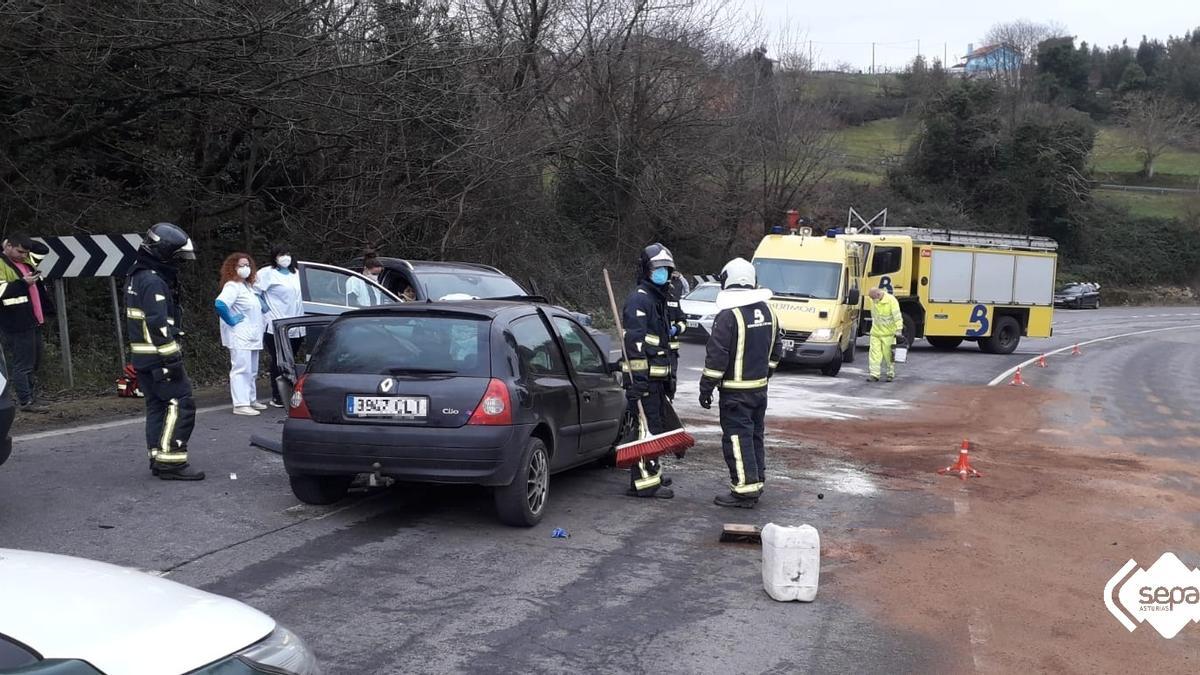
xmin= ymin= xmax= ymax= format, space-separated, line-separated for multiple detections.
xmin=273 ymin=301 xmax=626 ymax=526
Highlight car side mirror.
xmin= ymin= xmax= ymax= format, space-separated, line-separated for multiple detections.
xmin=847 ymin=288 xmax=861 ymax=305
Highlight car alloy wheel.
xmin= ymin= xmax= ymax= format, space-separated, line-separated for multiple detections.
xmin=527 ymin=446 xmax=549 ymax=515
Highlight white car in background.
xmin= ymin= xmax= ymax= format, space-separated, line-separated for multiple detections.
xmin=680 ymin=282 xmax=721 ymax=337
xmin=0 ymin=549 xmax=321 ymax=675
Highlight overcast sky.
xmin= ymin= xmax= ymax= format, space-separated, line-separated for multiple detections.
xmin=748 ymin=0 xmax=1197 ymax=71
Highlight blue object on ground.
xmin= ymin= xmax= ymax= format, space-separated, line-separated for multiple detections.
xmin=551 ymin=528 xmax=569 ymax=538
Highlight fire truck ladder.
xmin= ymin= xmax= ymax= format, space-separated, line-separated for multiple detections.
xmin=874 ymin=227 xmax=1058 ymax=252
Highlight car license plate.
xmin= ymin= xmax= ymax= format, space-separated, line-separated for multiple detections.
xmin=346 ymin=396 xmax=428 ymax=418
xmin=782 ymin=339 xmax=795 ymax=350
xmin=687 ymin=320 xmax=699 ymax=329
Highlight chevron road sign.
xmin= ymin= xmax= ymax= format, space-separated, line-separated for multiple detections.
xmin=18 ymin=233 xmax=144 ymax=387
xmin=33 ymin=233 xmax=142 ymax=279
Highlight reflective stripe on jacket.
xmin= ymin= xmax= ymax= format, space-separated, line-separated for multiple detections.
xmin=622 ymin=282 xmax=674 ymax=381
xmin=701 ymin=301 xmax=783 ymax=392
xmin=870 ymin=293 xmax=904 ymax=337
xmin=125 ymin=263 xmax=183 ymax=370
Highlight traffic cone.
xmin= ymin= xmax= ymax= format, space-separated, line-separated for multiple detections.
xmin=1071 ymin=343 xmax=1082 ymax=356
xmin=1037 ymin=354 xmax=1048 ymax=368
xmin=1009 ymin=366 xmax=1028 ymax=386
xmin=938 ymin=439 xmax=982 ymax=480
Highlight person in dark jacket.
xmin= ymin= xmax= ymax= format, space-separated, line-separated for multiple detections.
xmin=125 ymin=223 xmax=204 ymax=481
xmin=621 ymin=243 xmax=679 ymax=499
xmin=0 ymin=233 xmax=53 ymax=411
xmin=699 ymin=258 xmax=783 ymax=508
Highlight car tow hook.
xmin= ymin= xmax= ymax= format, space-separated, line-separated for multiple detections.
xmin=366 ymin=462 xmax=395 ymax=489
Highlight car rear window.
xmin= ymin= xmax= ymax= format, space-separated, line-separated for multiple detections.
xmin=422 ymin=272 xmax=526 ymax=300
xmin=686 ymin=284 xmax=719 ymax=302
xmin=307 ymin=315 xmax=490 ymax=376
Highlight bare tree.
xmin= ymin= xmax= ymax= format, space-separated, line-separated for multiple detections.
xmin=982 ymin=19 xmax=1069 ymax=90
xmin=1117 ymin=94 xmax=1198 ymax=178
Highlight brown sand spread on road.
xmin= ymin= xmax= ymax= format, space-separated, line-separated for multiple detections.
xmin=772 ymin=386 xmax=1200 ymax=673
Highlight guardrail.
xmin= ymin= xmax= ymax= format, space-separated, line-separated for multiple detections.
xmin=1094 ymin=183 xmax=1200 ymax=195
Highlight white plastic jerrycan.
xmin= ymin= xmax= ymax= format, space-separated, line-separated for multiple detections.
xmin=761 ymin=523 xmax=820 ymax=602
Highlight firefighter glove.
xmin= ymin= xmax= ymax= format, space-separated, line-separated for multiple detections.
xmin=161 ymin=354 xmax=186 ymax=382
xmin=698 ymin=389 xmax=713 ymax=409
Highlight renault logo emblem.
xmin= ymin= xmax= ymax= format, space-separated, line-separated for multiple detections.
xmin=379 ymin=378 xmax=395 ymax=393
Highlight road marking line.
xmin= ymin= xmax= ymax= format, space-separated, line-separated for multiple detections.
xmin=988 ymin=323 xmax=1200 ymax=386
xmin=15 ymin=404 xmax=234 ymax=442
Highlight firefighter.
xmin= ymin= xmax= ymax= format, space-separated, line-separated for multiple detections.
xmin=125 ymin=223 xmax=204 ymax=481
xmin=867 ymin=286 xmax=904 ymax=383
xmin=664 ymin=270 xmax=689 ymax=398
xmin=621 ymin=243 xmax=679 ymax=499
xmin=699 ymin=258 xmax=782 ymax=508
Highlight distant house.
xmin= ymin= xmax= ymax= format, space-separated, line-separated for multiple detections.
xmin=954 ymin=43 xmax=1022 ymax=79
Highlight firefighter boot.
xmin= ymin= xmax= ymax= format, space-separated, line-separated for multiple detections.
xmin=150 ymin=452 xmax=205 ymax=481
xmin=625 ymin=486 xmax=675 ymax=499
xmin=714 ymin=492 xmax=758 ymax=508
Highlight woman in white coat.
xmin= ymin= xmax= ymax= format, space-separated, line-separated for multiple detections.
xmin=255 ymin=243 xmax=305 ymax=408
xmin=214 ymin=253 xmax=267 ymax=416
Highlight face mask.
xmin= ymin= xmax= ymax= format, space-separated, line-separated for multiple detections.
xmin=237 ymin=266 xmax=251 ymax=280
xmin=365 ymin=272 xmax=379 ymax=282
xmin=276 ymin=255 xmax=292 ymax=268
xmin=650 ymin=268 xmax=670 ymax=286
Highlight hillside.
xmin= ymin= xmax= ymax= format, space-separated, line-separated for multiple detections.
xmin=833 ymin=118 xmax=1200 ymax=218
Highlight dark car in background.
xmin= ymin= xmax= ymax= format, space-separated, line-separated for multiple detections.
xmin=1054 ymin=282 xmax=1101 ymax=309
xmin=272 ymin=301 xmax=626 ymax=527
xmin=350 ymin=257 xmax=528 ymax=302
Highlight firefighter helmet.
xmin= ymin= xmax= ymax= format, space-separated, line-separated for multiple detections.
xmin=720 ymin=258 xmax=756 ymax=289
xmin=639 ymin=243 xmax=675 ymax=278
xmin=140 ymin=222 xmax=196 ymax=263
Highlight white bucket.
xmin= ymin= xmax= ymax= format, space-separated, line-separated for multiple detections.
xmin=894 ymin=345 xmax=908 ymax=363
xmin=761 ymin=523 xmax=820 ymax=602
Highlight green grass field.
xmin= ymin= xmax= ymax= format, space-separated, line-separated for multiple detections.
xmin=832 ymin=118 xmax=912 ymax=184
xmin=1090 ymin=127 xmax=1200 ymax=179
xmin=1093 ymin=190 xmax=1200 ymax=219
xmin=831 ymin=118 xmax=1199 ymax=218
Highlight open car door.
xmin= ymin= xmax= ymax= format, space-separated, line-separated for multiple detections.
xmin=271 ymin=315 xmax=340 ymax=411
xmin=297 ymin=261 xmax=400 ymax=315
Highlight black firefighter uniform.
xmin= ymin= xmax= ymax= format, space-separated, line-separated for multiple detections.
xmin=700 ymin=296 xmax=783 ymax=498
xmin=125 ymin=259 xmax=196 ymax=466
xmin=622 ymin=280 xmax=676 ymax=493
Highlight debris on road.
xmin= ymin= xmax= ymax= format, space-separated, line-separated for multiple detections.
xmin=551 ymin=528 xmax=569 ymax=539
xmin=761 ymin=523 xmax=820 ymax=602
xmin=719 ymin=523 xmax=761 ymax=544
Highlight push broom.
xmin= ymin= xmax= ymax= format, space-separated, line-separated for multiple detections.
xmin=603 ymin=269 xmax=695 ymax=469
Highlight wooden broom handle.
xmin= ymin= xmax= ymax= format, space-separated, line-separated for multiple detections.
xmin=603 ymin=269 xmax=650 ymax=429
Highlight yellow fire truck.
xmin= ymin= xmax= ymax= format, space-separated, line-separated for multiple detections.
xmin=843 ymin=227 xmax=1058 ymax=354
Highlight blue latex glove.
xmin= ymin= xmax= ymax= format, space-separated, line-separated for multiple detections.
xmin=214 ymin=300 xmax=245 ymax=327
xmin=669 ymin=325 xmax=679 ymax=337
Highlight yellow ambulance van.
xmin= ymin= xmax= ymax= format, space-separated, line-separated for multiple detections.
xmin=751 ymin=228 xmax=862 ymax=376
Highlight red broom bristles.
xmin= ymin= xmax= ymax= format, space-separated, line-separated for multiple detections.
xmin=615 ymin=427 xmax=695 ymax=468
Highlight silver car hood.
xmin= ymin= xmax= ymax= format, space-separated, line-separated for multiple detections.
xmin=0 ymin=549 xmax=274 ymax=675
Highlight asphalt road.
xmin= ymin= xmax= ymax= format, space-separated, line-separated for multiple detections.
xmin=1 ymin=306 xmax=1198 ymax=673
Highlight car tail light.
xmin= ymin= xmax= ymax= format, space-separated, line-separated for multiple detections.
xmin=289 ymin=374 xmax=311 ymax=419
xmin=468 ymin=378 xmax=512 ymax=425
